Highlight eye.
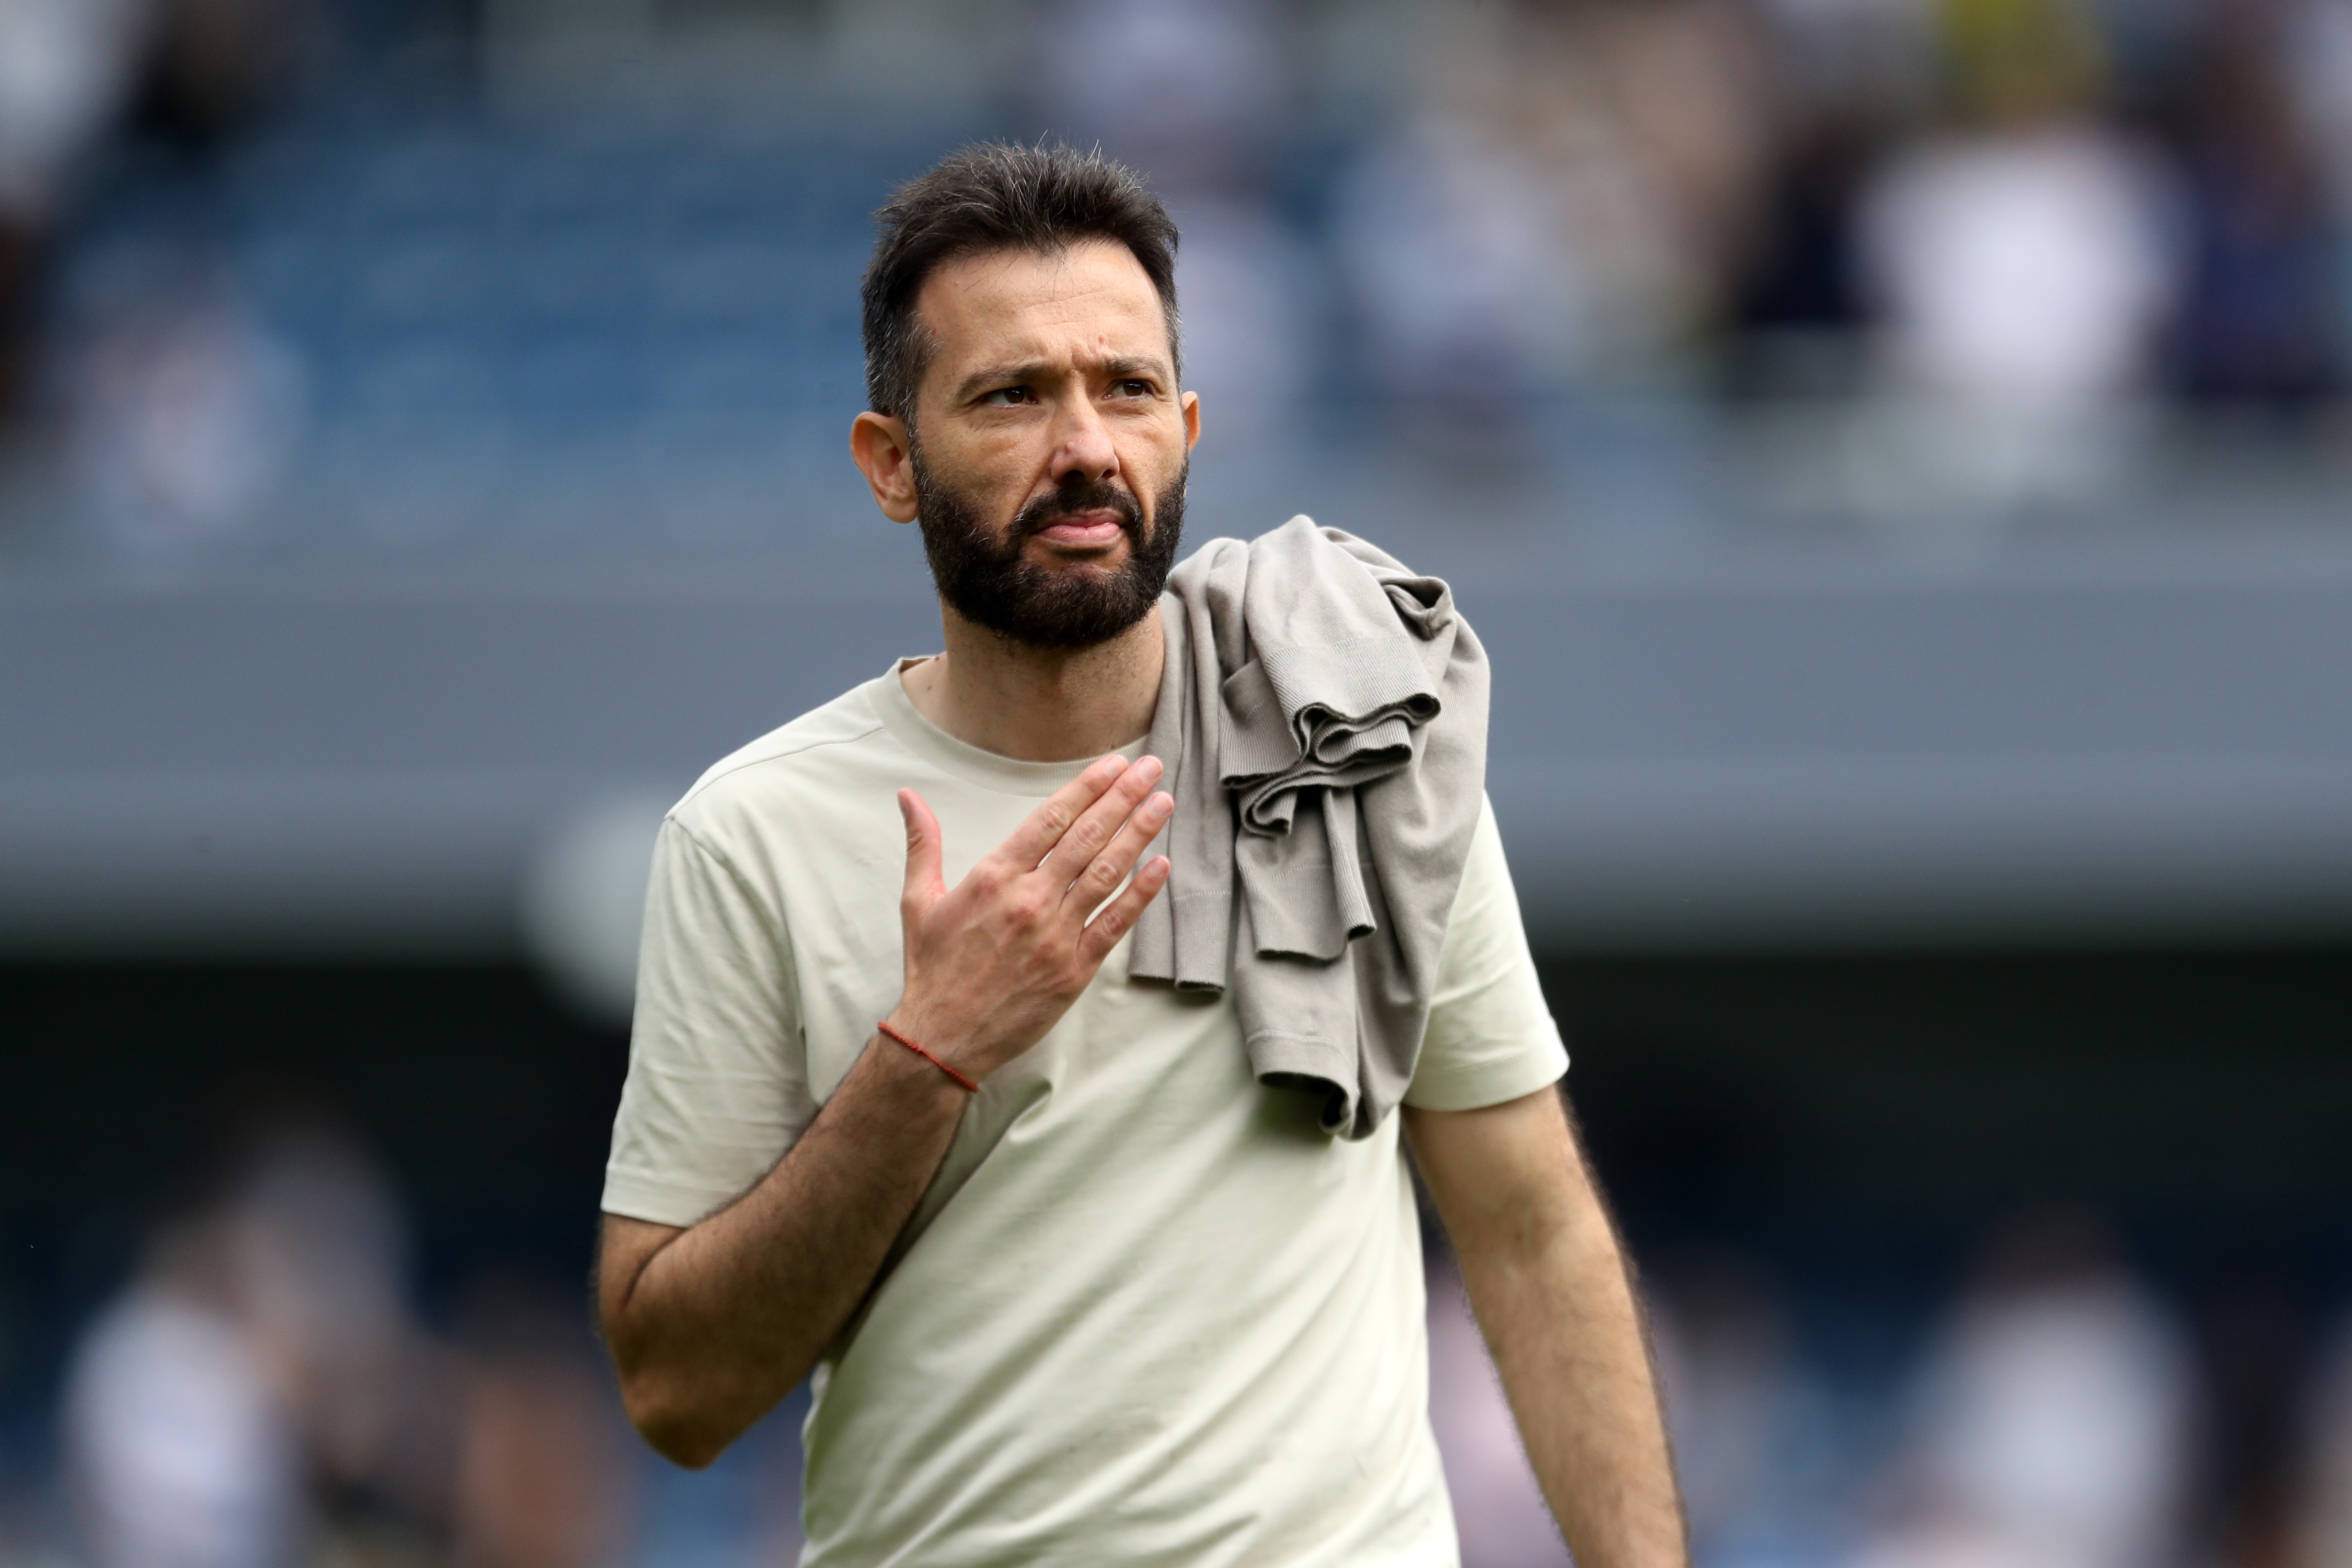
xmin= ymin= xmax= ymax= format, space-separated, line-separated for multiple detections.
xmin=1110 ymin=379 xmax=1154 ymax=398
xmin=981 ymin=385 xmax=1036 ymax=406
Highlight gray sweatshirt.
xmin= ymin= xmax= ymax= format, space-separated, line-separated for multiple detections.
xmin=1131 ymin=515 xmax=1490 ymax=1139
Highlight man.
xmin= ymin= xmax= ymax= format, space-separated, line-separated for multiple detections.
xmin=596 ymin=143 xmax=1685 ymax=1567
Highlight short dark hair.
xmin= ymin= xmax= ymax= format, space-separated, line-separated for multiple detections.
xmin=861 ymin=142 xmax=1182 ymax=423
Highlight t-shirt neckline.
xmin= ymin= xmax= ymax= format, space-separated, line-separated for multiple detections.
xmin=868 ymin=657 xmax=1149 ymax=799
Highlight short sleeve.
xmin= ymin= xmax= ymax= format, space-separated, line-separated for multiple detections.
xmin=1403 ymin=797 xmax=1569 ymax=1112
xmin=601 ymin=816 xmax=818 ymax=1227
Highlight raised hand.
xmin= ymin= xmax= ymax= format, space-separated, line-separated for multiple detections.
xmin=888 ymin=755 xmax=1172 ymax=1084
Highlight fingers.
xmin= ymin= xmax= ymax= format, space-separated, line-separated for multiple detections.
xmin=996 ymin=754 xmax=1133 ymax=871
xmin=899 ymin=789 xmax=945 ymax=915
xmin=1036 ymin=755 xmax=1165 ymax=886
xmin=1061 ymin=788 xmax=1173 ymax=913
xmin=1078 ymin=855 xmax=1170 ymax=964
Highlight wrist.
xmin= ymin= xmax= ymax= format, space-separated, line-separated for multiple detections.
xmin=863 ymin=1028 xmax=976 ymax=1114
xmin=876 ymin=1015 xmax=981 ymax=1094
xmin=885 ymin=997 xmax=978 ymax=1072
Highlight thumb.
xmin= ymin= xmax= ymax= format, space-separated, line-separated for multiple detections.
xmin=899 ymin=788 xmax=945 ymax=912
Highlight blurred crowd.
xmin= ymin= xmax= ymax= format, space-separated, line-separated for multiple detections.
xmin=35 ymin=1101 xmax=2352 ymax=1568
xmin=2 ymin=0 xmax=2350 ymax=555
xmin=0 ymin=0 xmax=303 ymax=412
xmin=1437 ymin=1213 xmax=2352 ymax=1568
xmin=52 ymin=1104 xmax=650 ymax=1568
xmin=990 ymin=0 xmax=2352 ymax=459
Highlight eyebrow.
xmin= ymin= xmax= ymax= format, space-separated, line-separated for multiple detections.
xmin=951 ymin=354 xmax=1172 ymax=405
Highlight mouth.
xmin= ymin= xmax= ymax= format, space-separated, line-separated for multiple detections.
xmin=1028 ymin=509 xmax=1131 ymax=551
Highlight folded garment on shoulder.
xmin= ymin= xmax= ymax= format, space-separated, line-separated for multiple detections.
xmin=1132 ymin=514 xmax=1489 ymax=1139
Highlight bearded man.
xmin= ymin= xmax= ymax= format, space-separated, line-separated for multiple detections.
xmin=595 ymin=143 xmax=1686 ymax=1567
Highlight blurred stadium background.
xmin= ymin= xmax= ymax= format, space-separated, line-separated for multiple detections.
xmin=5 ymin=0 xmax=2352 ymax=1564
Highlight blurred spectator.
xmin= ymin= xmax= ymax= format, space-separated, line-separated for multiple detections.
xmin=1854 ymin=1214 xmax=2197 ymax=1568
xmin=1729 ymin=113 xmax=1875 ymax=396
xmin=1533 ymin=0 xmax=1777 ymax=347
xmin=1333 ymin=104 xmax=1583 ymax=450
xmin=1337 ymin=0 xmax=1770 ymax=441
xmin=2161 ymin=5 xmax=2341 ymax=407
xmin=1857 ymin=126 xmax=2174 ymax=404
xmin=1854 ymin=0 xmax=2178 ymax=512
xmin=1029 ymin=0 xmax=1289 ymax=193
xmin=63 ymin=1215 xmax=305 ymax=1568
xmin=0 ymin=0 xmax=153 ymax=419
xmin=453 ymin=1276 xmax=639 ymax=1568
xmin=59 ymin=241 xmax=306 ymax=554
xmin=59 ymin=1096 xmax=648 ymax=1568
xmin=0 ymin=0 xmax=304 ymax=425
xmin=1727 ymin=0 xmax=1944 ymax=396
xmin=217 ymin=1118 xmax=451 ymax=1534
xmin=1516 ymin=0 xmax=1776 ymax=350
xmin=1426 ymin=1255 xmax=1570 ymax=1568
xmin=63 ymin=1107 xmax=459 ymax=1568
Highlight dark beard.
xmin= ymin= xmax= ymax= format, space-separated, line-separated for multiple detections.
xmin=910 ymin=444 xmax=1186 ymax=651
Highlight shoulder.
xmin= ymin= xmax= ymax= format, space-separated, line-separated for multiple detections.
xmin=667 ymin=678 xmax=897 ymax=855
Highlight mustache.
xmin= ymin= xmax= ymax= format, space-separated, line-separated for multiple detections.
xmin=1012 ymin=476 xmax=1145 ymax=541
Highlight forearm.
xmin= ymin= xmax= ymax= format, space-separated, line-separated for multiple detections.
xmin=1407 ymin=1093 xmax=1687 ymax=1568
xmin=604 ymin=1035 xmax=967 ymax=1465
xmin=1459 ymin=1196 xmax=1685 ymax=1568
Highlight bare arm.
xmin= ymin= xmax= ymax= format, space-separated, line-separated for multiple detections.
xmin=1404 ymin=1088 xmax=1688 ymax=1568
xmin=596 ymin=1041 xmax=967 ymax=1468
xmin=598 ymin=753 xmax=1173 ymax=1468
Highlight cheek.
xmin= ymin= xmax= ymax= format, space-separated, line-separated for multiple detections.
xmin=929 ymin=435 xmax=1034 ymax=512
xmin=1121 ymin=425 xmax=1188 ymax=494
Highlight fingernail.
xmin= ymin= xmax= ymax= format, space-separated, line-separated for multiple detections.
xmin=1137 ymin=755 xmax=1164 ymax=781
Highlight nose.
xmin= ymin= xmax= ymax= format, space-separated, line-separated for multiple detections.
xmin=1046 ymin=397 xmax=1118 ymax=487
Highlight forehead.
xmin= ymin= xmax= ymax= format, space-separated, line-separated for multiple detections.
xmin=912 ymin=240 xmax=1172 ymax=378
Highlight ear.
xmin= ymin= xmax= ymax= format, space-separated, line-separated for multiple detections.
xmin=850 ymin=411 xmax=920 ymax=523
xmin=1181 ymin=390 xmax=1201 ymax=453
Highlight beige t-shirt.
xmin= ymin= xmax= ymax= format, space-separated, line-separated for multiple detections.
xmin=603 ymin=661 xmax=1568 ymax=1568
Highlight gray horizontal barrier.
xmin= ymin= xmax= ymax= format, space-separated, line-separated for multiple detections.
xmin=5 ymin=541 xmax=2349 ymax=965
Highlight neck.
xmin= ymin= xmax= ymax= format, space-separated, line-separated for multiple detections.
xmin=903 ymin=603 xmax=1164 ymax=762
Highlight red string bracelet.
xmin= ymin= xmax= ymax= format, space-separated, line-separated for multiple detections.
xmin=876 ymin=1021 xmax=979 ymax=1093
